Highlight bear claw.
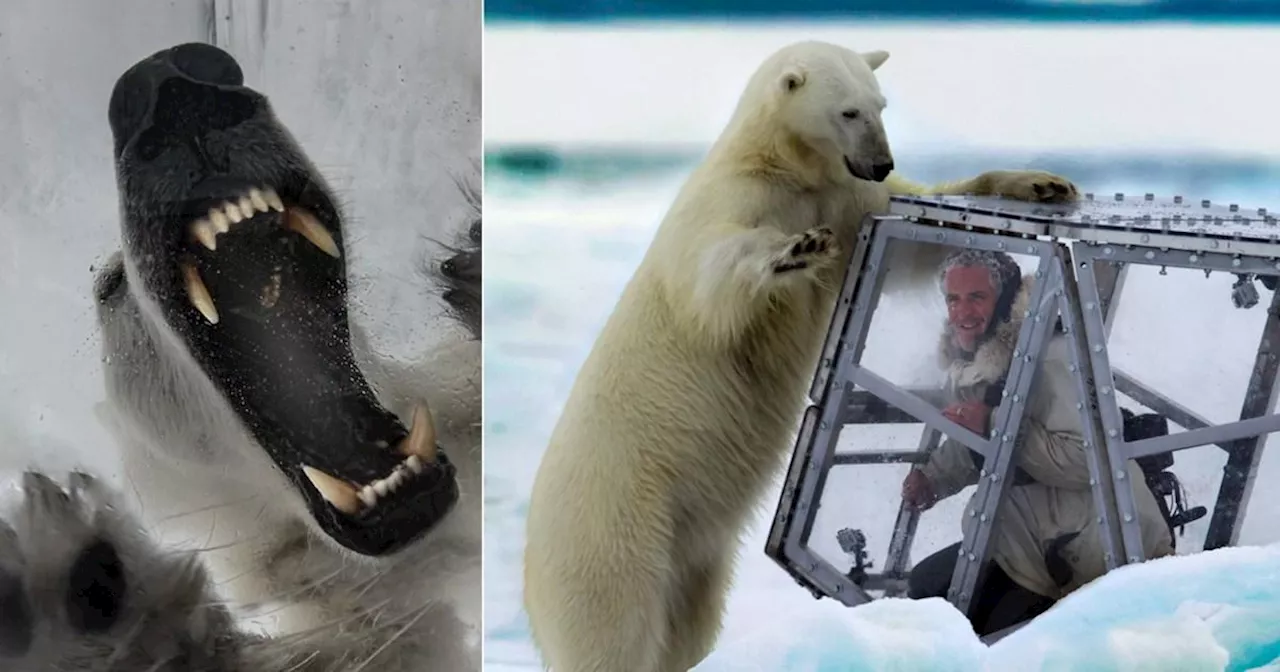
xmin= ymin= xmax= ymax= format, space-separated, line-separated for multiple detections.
xmin=1032 ymin=179 xmax=1078 ymax=203
xmin=775 ymin=227 xmax=838 ymax=274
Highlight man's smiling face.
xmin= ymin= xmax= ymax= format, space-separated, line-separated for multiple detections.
xmin=944 ymin=264 xmax=998 ymax=353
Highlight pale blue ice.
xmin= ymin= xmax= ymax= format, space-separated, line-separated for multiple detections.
xmin=695 ymin=543 xmax=1280 ymax=672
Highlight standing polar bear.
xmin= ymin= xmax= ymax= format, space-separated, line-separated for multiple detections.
xmin=523 ymin=40 xmax=1079 ymax=672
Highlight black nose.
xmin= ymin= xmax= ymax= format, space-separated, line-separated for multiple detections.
xmin=167 ymin=43 xmax=244 ymax=87
xmin=871 ymin=161 xmax=895 ymax=182
xmin=108 ymin=43 xmax=254 ymax=159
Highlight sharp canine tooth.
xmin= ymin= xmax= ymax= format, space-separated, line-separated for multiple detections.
xmin=238 ymin=195 xmax=255 ymax=216
xmin=406 ymin=455 xmax=423 ymax=474
xmin=192 ymin=220 xmax=217 ymax=251
xmin=285 ymin=208 xmax=341 ymax=258
xmin=249 ymin=188 xmax=270 ymax=213
xmin=182 ymin=264 xmax=219 ymax=324
xmin=264 ymin=188 xmax=285 ymax=212
xmin=358 ymin=486 xmax=377 ymax=508
xmin=302 ymin=465 xmax=361 ymax=515
xmin=225 ymin=202 xmax=244 ymax=223
xmin=372 ymin=480 xmax=390 ymax=497
xmin=400 ymin=404 xmax=438 ymax=462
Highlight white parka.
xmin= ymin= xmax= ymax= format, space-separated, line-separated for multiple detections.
xmin=917 ymin=275 xmax=1175 ymax=599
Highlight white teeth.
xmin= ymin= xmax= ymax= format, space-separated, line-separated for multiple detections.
xmin=249 ymin=188 xmax=270 ymax=213
xmin=182 ymin=264 xmax=219 ymax=324
xmin=193 ymin=220 xmax=217 ymax=251
xmin=302 ymin=404 xmax=439 ymax=516
xmin=183 ymin=187 xmax=340 ymax=265
xmin=209 ymin=208 xmax=231 ymax=234
xmin=263 ymin=187 xmax=285 ymax=212
xmin=400 ymin=404 xmax=438 ymax=462
xmin=188 ymin=185 xmax=284 ymax=250
xmin=285 ymin=207 xmax=341 ymax=259
xmin=347 ymin=452 xmax=429 ymax=514
xmin=302 ymin=465 xmax=362 ymax=515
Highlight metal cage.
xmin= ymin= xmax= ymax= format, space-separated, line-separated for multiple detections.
xmin=765 ymin=192 xmax=1280 ymax=638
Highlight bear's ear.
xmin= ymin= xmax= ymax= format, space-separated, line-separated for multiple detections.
xmin=861 ymin=50 xmax=890 ymax=71
xmin=778 ymin=67 xmax=805 ymax=94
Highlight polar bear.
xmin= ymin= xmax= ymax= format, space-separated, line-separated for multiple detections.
xmin=522 ymin=40 xmax=1078 ymax=672
xmin=0 ymin=43 xmax=481 ymax=671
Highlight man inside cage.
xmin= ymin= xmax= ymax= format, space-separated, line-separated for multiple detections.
xmin=899 ymin=248 xmax=1175 ymax=636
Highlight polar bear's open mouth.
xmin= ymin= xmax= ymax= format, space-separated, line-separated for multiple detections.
xmin=101 ymin=42 xmax=458 ymax=557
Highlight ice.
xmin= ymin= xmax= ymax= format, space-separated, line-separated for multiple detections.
xmin=697 ymin=543 xmax=1280 ymax=671
xmin=696 ymin=597 xmax=985 ymax=672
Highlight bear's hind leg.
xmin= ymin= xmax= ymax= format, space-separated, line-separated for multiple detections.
xmin=659 ymin=554 xmax=735 ymax=671
xmin=526 ymin=556 xmax=673 ymax=672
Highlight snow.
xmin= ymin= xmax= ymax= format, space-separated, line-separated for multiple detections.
xmin=484 ymin=21 xmax=1280 ymax=672
xmin=692 ymin=543 xmax=1280 ymax=671
xmin=689 ymin=542 xmax=1280 ymax=671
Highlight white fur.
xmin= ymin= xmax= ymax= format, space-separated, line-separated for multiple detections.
xmin=94 ymin=269 xmax=482 ymax=670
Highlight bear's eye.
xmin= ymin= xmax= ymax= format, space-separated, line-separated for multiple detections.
xmin=842 ymin=109 xmax=860 ymax=120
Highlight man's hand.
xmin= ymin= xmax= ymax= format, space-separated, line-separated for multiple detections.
xmin=943 ymin=399 xmax=991 ymax=436
xmin=901 ymin=469 xmax=937 ymax=511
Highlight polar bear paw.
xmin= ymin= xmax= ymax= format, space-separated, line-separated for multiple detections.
xmin=977 ymin=169 xmax=1079 ymax=205
xmin=0 ymin=471 xmax=239 ymax=671
xmin=773 ymin=227 xmax=840 ymax=274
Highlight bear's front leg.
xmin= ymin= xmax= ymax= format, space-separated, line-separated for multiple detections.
xmin=0 ymin=471 xmax=263 ymax=672
xmin=954 ymin=169 xmax=1079 ymax=204
xmin=771 ymin=227 xmax=839 ymax=274
xmin=682 ymin=224 xmax=842 ymax=345
xmin=887 ymin=170 xmax=1079 ymax=205
xmin=693 ymin=225 xmax=841 ymax=296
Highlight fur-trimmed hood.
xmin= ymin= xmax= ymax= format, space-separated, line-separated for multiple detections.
xmin=937 ymin=273 xmax=1036 ymax=392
